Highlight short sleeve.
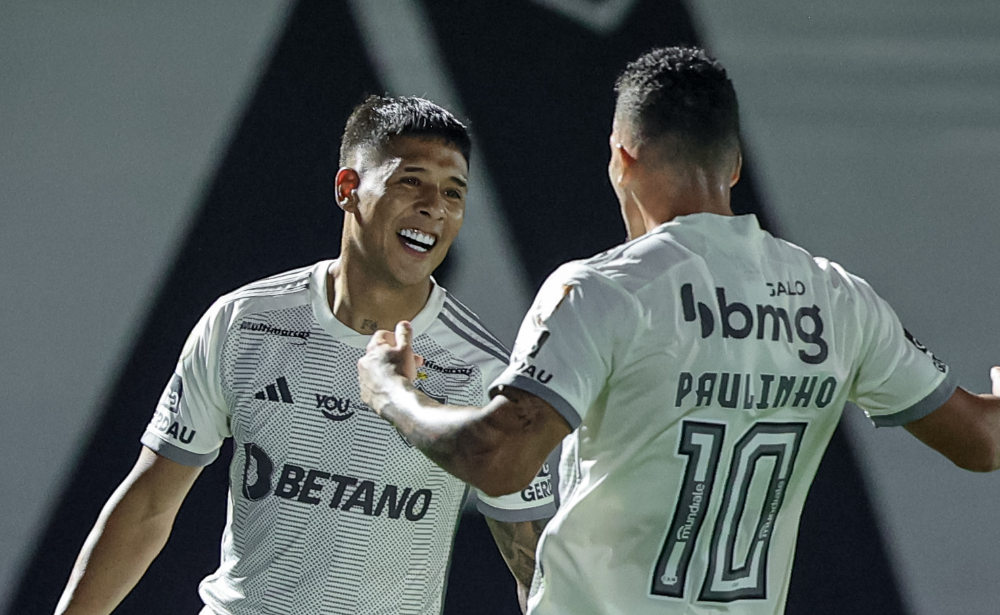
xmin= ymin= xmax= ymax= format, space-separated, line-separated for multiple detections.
xmin=140 ymin=299 xmax=233 ymax=465
xmin=848 ymin=277 xmax=957 ymax=427
xmin=490 ymin=263 xmax=635 ymax=429
xmin=475 ymin=445 xmax=560 ymax=521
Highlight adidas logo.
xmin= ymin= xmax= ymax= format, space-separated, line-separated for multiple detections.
xmin=254 ymin=376 xmax=294 ymax=404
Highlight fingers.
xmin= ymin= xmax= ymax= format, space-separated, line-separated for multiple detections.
xmin=394 ymin=321 xmax=425 ymax=368
xmin=991 ymin=366 xmax=1000 ymax=396
xmin=395 ymin=321 xmax=413 ymax=352
xmin=362 ymin=321 xmax=423 ymax=375
xmin=366 ymin=328 xmax=395 ymax=351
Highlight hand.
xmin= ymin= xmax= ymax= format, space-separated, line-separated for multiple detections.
xmin=358 ymin=321 xmax=424 ymax=415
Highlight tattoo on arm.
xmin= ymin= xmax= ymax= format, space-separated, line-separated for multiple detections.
xmin=485 ymin=517 xmax=550 ymax=592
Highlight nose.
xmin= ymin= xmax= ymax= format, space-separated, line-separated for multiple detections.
xmin=415 ymin=188 xmax=447 ymax=219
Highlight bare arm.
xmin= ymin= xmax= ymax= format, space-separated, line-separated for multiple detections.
xmin=358 ymin=322 xmax=571 ymax=497
xmin=485 ymin=517 xmax=549 ymax=614
xmin=903 ymin=368 xmax=1000 ymax=472
xmin=55 ymin=447 xmax=202 ymax=615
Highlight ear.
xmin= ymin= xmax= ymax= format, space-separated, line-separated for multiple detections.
xmin=618 ymin=141 xmax=639 ymax=172
xmin=610 ymin=139 xmax=639 ymax=187
xmin=335 ymin=167 xmax=361 ymax=212
xmin=729 ymin=150 xmax=743 ymax=188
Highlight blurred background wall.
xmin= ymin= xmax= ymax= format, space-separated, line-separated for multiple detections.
xmin=2 ymin=1 xmax=997 ymax=614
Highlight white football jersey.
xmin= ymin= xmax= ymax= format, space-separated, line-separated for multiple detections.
xmin=141 ymin=260 xmax=555 ymax=615
xmin=492 ymin=213 xmax=955 ymax=615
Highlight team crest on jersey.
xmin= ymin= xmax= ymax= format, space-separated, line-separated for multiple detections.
xmin=904 ymin=329 xmax=948 ymax=374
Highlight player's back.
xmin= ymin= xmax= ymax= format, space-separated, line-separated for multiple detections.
xmin=527 ymin=213 xmax=902 ymax=614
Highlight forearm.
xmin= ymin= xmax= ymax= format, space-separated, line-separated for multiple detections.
xmin=905 ymin=388 xmax=1000 ymax=472
xmin=56 ymin=483 xmax=175 ymax=615
xmin=359 ymin=323 xmax=569 ymax=495
xmin=955 ymin=393 xmax=1000 ymax=471
xmin=485 ymin=517 xmax=548 ymax=614
xmin=484 ymin=517 xmax=545 ymax=589
xmin=377 ymin=376 xmax=513 ymax=491
xmin=56 ymin=449 xmax=198 ymax=615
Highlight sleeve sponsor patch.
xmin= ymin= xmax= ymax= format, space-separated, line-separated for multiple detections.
xmin=903 ymin=328 xmax=947 ymax=374
xmin=159 ymin=374 xmax=184 ymax=413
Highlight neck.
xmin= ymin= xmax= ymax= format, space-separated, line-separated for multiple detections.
xmin=327 ymin=254 xmax=432 ymax=335
xmin=638 ymin=163 xmax=734 ymax=229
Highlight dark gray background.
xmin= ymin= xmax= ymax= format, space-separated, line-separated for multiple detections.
xmin=2 ymin=1 xmax=997 ymax=614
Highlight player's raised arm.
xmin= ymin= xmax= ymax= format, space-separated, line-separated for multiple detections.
xmin=358 ymin=322 xmax=571 ymax=497
xmin=903 ymin=369 xmax=1000 ymax=472
xmin=55 ymin=447 xmax=201 ymax=615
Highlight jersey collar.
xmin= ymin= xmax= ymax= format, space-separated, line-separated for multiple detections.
xmin=654 ymin=212 xmax=762 ymax=236
xmin=308 ymin=259 xmax=445 ymax=348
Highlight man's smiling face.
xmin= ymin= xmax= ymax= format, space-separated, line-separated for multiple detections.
xmin=344 ymin=135 xmax=468 ymax=288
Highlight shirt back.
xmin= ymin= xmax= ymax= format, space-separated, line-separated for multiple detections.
xmin=492 ymin=214 xmax=954 ymax=615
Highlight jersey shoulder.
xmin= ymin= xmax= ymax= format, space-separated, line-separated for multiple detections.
xmin=211 ymin=264 xmax=315 ymax=320
xmin=430 ymin=289 xmax=510 ymax=378
xmin=182 ymin=264 xmax=317 ymax=357
xmin=551 ymin=232 xmax=695 ymax=301
xmin=218 ymin=264 xmax=314 ymax=306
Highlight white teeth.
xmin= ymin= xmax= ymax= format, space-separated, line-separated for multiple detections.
xmin=398 ymin=228 xmax=436 ymax=252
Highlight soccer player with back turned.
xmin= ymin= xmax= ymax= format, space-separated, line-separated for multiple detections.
xmin=357 ymin=48 xmax=1000 ymax=614
xmin=55 ymin=95 xmax=555 ymax=615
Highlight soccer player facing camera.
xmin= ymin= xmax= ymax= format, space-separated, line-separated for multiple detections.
xmin=358 ymin=48 xmax=1000 ymax=614
xmin=56 ymin=95 xmax=554 ymax=615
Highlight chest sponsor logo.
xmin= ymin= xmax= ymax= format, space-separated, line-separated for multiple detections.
xmin=241 ymin=444 xmax=433 ymax=521
xmin=418 ymin=359 xmax=474 ymax=382
xmin=680 ymin=283 xmax=829 ymax=365
xmin=315 ymin=393 xmax=356 ymax=421
xmin=239 ymin=321 xmax=311 ymax=345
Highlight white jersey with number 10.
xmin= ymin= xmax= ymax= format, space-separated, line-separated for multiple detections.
xmin=491 ymin=213 xmax=955 ymax=615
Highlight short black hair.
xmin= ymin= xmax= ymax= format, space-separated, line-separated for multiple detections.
xmin=614 ymin=47 xmax=740 ymax=167
xmin=339 ymin=95 xmax=471 ymax=168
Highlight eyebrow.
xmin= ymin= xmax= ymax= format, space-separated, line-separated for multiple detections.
xmin=402 ymin=166 xmax=468 ymax=188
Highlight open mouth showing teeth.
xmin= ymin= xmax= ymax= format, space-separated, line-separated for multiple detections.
xmin=398 ymin=228 xmax=437 ymax=253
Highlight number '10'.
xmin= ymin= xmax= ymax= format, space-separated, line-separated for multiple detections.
xmin=651 ymin=420 xmax=806 ymax=602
